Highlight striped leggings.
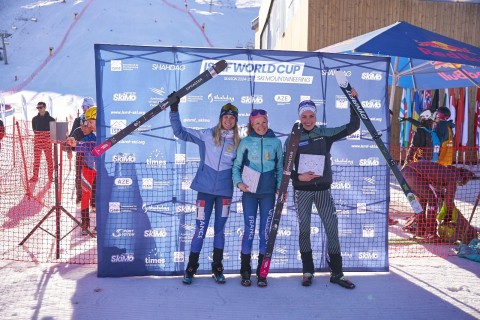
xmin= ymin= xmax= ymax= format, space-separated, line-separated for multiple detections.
xmin=294 ymin=189 xmax=341 ymax=254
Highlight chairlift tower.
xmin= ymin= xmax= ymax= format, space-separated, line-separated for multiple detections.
xmin=0 ymin=30 xmax=12 ymax=65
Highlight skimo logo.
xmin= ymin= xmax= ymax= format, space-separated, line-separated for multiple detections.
xmin=277 ymin=228 xmax=291 ymax=237
xmin=331 ymin=181 xmax=352 ymax=190
xmin=115 ymin=178 xmax=132 ymax=186
xmin=361 ymin=99 xmax=382 ymax=109
xmin=111 ymin=253 xmax=134 ymax=263
xmin=113 ymin=92 xmax=136 ymax=102
xmin=112 ymin=153 xmax=136 ymax=163
xmin=361 ymin=72 xmax=382 ymax=81
xmin=274 ymin=94 xmax=291 ymax=103
xmin=359 ymin=157 xmax=380 ymax=166
xmin=241 ymin=95 xmax=263 ymax=104
xmin=151 ymin=63 xmax=186 ymax=71
xmin=358 ymin=251 xmax=379 ymax=260
xmin=144 ymin=228 xmax=167 ymax=238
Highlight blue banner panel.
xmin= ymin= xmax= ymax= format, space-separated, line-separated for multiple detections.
xmin=94 ymin=45 xmax=391 ymax=277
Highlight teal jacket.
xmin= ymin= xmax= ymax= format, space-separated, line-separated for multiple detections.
xmin=232 ymin=129 xmax=283 ymax=194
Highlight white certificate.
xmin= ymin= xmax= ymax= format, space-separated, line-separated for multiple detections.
xmin=298 ymin=154 xmax=325 ymax=176
xmin=241 ymin=165 xmax=261 ymax=193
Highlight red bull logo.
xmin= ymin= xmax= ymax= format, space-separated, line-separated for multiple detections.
xmin=416 ymin=41 xmax=472 ymax=54
xmin=415 ymin=40 xmax=480 ymax=64
xmin=432 ymin=61 xmax=463 ymax=70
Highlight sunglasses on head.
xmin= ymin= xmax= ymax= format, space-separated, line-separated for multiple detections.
xmin=250 ymin=109 xmax=267 ymax=116
xmin=222 ymin=104 xmax=238 ymax=112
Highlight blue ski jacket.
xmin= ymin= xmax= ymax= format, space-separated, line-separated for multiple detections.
xmin=170 ymin=112 xmax=236 ymax=197
xmin=233 ymin=129 xmax=283 ymax=194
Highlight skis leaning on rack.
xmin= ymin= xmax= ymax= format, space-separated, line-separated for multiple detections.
xmin=92 ymin=59 xmax=228 ymax=157
xmin=334 ymin=69 xmax=423 ymax=214
xmin=259 ymin=121 xmax=303 ymax=278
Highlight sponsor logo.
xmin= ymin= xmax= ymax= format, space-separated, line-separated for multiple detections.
xmin=332 ymin=158 xmax=354 ymax=165
xmin=361 ymin=99 xmax=382 ymax=109
xmin=277 ymin=228 xmax=291 ymax=237
xmin=357 ymin=203 xmax=367 ymax=214
xmin=362 ymin=224 xmax=375 ymax=237
xmin=110 ymin=60 xmax=138 ymax=72
xmin=416 ymin=40 xmax=473 ymax=54
xmin=361 ymin=72 xmax=382 ymax=81
xmin=336 ymin=209 xmax=350 ymax=216
xmin=335 ymin=95 xmax=349 ymax=109
xmin=146 ymin=158 xmax=166 ymax=168
xmin=142 ymin=203 xmax=170 ymax=213
xmin=363 ymin=176 xmax=376 ymax=185
xmin=175 ymin=154 xmax=186 ymax=165
xmin=142 ymin=178 xmax=153 ymax=189
xmin=359 ymin=157 xmax=380 ymax=166
xmin=201 ymin=59 xmax=312 ymax=84
xmin=111 ymin=253 xmax=134 ymax=263
xmin=274 ymin=94 xmax=291 ymax=104
xmin=346 ymin=129 xmax=360 ymax=140
xmin=331 ymin=181 xmax=352 ymax=190
xmin=241 ymin=95 xmax=263 ymax=104
xmin=145 ymin=256 xmax=166 ymax=266
xmin=144 ymin=228 xmax=168 ymax=238
xmin=173 ymin=251 xmax=185 ymax=263
xmin=310 ymin=226 xmax=320 ymax=235
xmin=207 ymin=93 xmax=234 ymax=103
xmin=114 ymin=177 xmax=132 ymax=186
xmin=176 ymin=204 xmax=196 ymax=213
xmin=151 ymin=63 xmax=186 ymax=71
xmin=112 ymin=153 xmax=136 ymax=163
xmin=109 ymin=202 xmax=120 ymax=213
xmin=110 ymin=119 xmax=126 ymax=135
xmin=112 ymin=229 xmax=135 ymax=237
xmin=113 ymin=92 xmax=136 ymax=102
xmin=358 ymin=251 xmax=379 ymax=260
xmin=341 ymin=252 xmax=353 ymax=259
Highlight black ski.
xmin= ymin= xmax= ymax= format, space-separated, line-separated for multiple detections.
xmin=334 ymin=70 xmax=423 ymax=214
xmin=92 ymin=59 xmax=227 ymax=156
xmin=259 ymin=122 xmax=303 ymax=278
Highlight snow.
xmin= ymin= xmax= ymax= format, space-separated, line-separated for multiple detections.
xmin=0 ymin=1 xmax=479 ymax=319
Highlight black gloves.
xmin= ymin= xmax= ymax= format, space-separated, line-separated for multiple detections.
xmin=168 ymin=91 xmax=180 ymax=112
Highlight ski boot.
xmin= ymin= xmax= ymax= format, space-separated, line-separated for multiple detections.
xmin=240 ymin=253 xmax=252 ymax=287
xmin=182 ymin=252 xmax=199 ymax=285
xmin=302 ymin=273 xmax=313 ymax=286
xmin=212 ymin=262 xmax=226 ymax=284
xmin=330 ymin=273 xmax=355 ymax=289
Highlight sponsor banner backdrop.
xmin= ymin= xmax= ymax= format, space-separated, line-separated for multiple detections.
xmin=94 ymin=45 xmax=390 ymax=277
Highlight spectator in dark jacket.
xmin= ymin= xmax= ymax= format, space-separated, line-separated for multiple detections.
xmin=30 ymin=102 xmax=55 ymax=183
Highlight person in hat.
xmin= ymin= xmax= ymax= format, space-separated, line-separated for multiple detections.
xmin=66 ymin=106 xmax=97 ymax=235
xmin=287 ymin=90 xmax=359 ymax=289
xmin=68 ymin=97 xmax=96 ymax=203
xmin=404 ymin=109 xmax=440 ymax=164
xmin=232 ymin=109 xmax=283 ymax=287
xmin=30 ymin=101 xmax=56 ymax=183
xmin=433 ymin=106 xmax=455 ymax=166
xmin=169 ymin=96 xmax=240 ymax=285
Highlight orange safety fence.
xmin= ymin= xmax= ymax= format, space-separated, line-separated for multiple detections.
xmin=0 ymin=121 xmax=479 ymax=264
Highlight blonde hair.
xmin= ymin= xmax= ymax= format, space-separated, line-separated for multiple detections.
xmin=213 ymin=122 xmax=240 ymax=149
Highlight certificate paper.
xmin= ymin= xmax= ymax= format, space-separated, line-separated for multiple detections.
xmin=242 ymin=165 xmax=261 ymax=193
xmin=298 ymin=154 xmax=325 ymax=176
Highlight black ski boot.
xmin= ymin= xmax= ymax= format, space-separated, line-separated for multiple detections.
xmin=212 ymin=248 xmax=226 ymax=284
xmin=328 ymin=253 xmax=355 ymax=289
xmin=183 ymin=252 xmax=199 ymax=285
xmin=301 ymin=251 xmax=315 ymax=287
xmin=240 ymin=253 xmax=252 ymax=287
xmin=256 ymin=254 xmax=267 ymax=287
